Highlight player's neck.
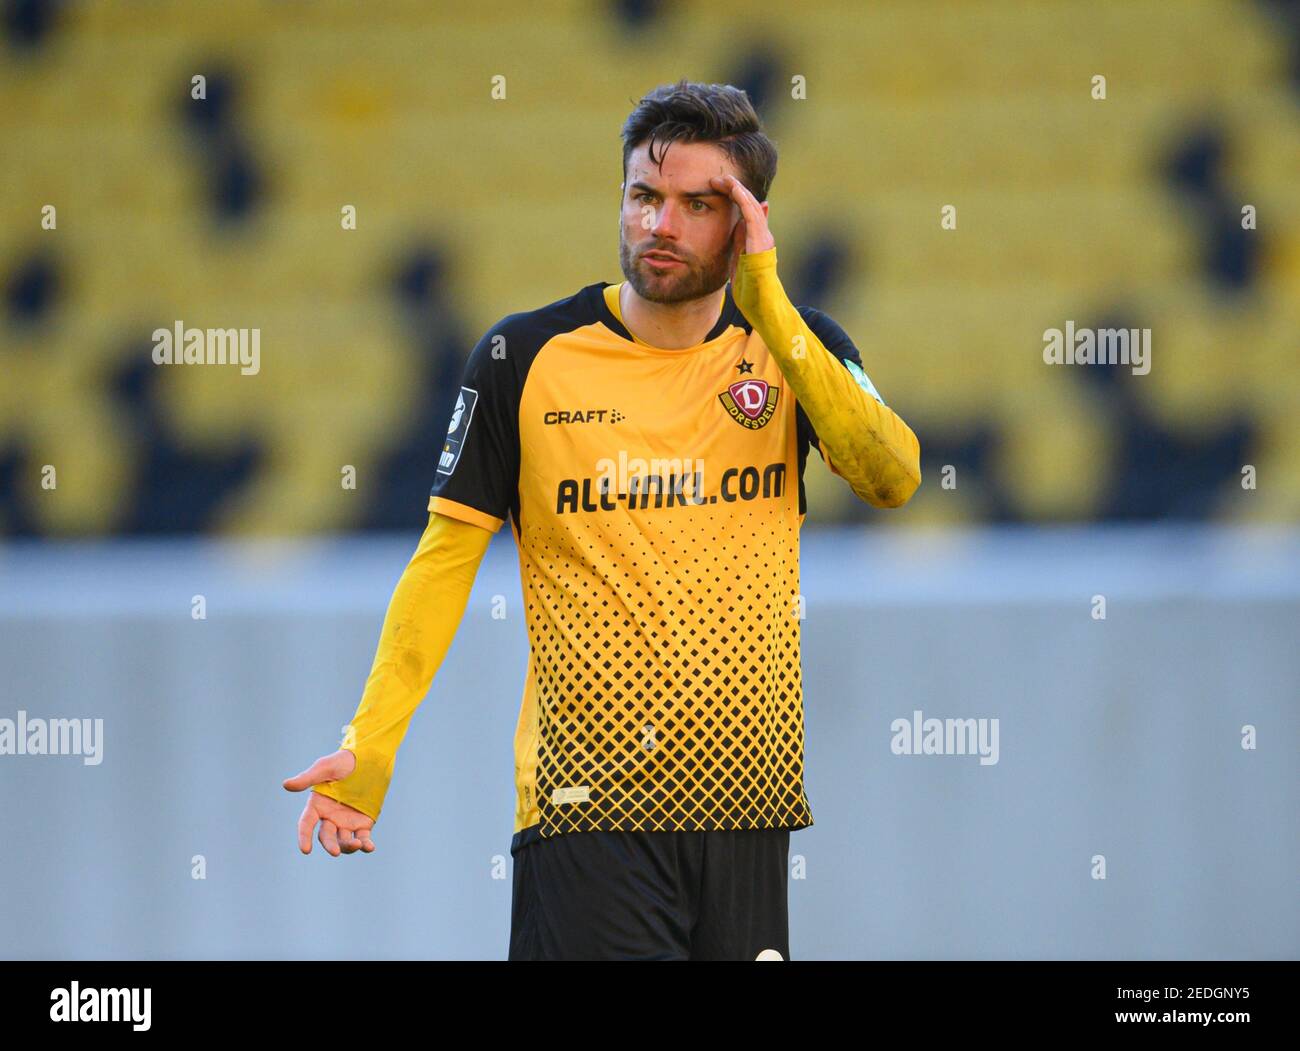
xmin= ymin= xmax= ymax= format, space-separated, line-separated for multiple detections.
xmin=619 ymin=282 xmax=726 ymax=350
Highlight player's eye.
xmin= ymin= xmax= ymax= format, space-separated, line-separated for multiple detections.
xmin=635 ymin=192 xmax=657 ymax=204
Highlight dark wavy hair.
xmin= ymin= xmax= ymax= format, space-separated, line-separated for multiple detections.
xmin=621 ymin=79 xmax=777 ymax=201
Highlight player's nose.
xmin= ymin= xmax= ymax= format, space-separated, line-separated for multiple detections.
xmin=650 ymin=205 xmax=679 ymax=238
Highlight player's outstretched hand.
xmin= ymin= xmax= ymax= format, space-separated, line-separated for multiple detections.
xmin=282 ymin=749 xmax=377 ymax=856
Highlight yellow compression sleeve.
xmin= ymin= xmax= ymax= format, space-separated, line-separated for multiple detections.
xmin=732 ymin=247 xmax=922 ymax=508
xmin=312 ymin=511 xmax=493 ymax=821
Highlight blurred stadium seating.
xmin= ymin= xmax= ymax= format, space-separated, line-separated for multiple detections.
xmin=1 ymin=0 xmax=1297 ymax=536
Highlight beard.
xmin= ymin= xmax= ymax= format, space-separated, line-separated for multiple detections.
xmin=618 ymin=224 xmax=735 ymax=304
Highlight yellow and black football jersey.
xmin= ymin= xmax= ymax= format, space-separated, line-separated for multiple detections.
xmin=429 ymin=272 xmax=884 ymax=854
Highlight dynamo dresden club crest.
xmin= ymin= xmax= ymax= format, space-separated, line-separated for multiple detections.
xmin=719 ymin=379 xmax=779 ymax=429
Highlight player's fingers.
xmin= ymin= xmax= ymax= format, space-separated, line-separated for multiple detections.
xmin=716 ymin=175 xmax=772 ymax=253
xmin=355 ymin=829 xmax=376 ymax=853
xmin=733 ymin=175 xmax=762 ymax=216
xmin=713 ymin=173 xmax=762 ymax=223
xmin=728 ymin=219 xmax=746 ymax=285
xmin=296 ymin=798 xmax=317 ymax=854
xmin=337 ymin=828 xmax=360 ymax=854
xmin=318 ymin=819 xmax=341 ymax=857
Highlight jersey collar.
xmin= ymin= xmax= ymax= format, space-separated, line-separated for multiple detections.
xmin=590 ymin=280 xmax=743 ymax=348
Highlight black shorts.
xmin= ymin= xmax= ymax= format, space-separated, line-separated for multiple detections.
xmin=508 ymin=827 xmax=791 ymax=960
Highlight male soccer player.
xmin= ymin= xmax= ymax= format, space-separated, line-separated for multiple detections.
xmin=284 ymin=79 xmax=921 ymax=960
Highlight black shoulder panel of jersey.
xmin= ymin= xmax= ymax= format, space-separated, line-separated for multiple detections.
xmin=429 ymin=285 xmax=601 ymax=530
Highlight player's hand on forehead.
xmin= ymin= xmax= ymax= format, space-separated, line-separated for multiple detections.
xmin=708 ymin=173 xmax=774 ymax=254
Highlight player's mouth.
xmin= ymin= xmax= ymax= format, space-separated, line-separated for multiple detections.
xmin=643 ymin=251 xmax=686 ymax=269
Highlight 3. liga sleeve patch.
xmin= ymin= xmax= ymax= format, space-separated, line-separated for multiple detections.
xmin=436 ymin=386 xmax=479 ymax=476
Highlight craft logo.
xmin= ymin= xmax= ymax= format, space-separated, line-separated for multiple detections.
xmin=719 ymin=379 xmax=779 ymax=430
xmin=543 ymin=408 xmax=626 ymax=425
